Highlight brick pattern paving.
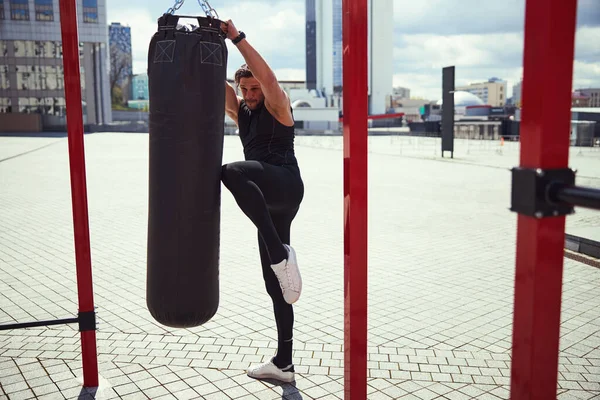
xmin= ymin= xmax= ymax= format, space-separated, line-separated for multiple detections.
xmin=1 ymin=133 xmax=599 ymax=399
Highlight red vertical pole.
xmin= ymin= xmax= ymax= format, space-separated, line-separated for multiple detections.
xmin=510 ymin=0 xmax=577 ymax=399
xmin=342 ymin=0 xmax=368 ymax=398
xmin=58 ymin=0 xmax=99 ymax=387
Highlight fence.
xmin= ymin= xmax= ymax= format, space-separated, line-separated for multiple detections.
xmin=295 ymin=132 xmax=600 ymax=163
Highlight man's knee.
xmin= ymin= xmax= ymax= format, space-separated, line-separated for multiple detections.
xmin=221 ymin=163 xmax=243 ymax=188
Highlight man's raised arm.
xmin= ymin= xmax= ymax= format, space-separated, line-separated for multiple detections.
xmin=220 ymin=20 xmax=290 ymax=113
xmin=224 ymin=80 xmax=240 ymax=125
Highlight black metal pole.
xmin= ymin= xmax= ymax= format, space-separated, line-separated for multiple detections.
xmin=550 ymin=184 xmax=600 ymax=211
xmin=0 ymin=317 xmax=79 ymax=331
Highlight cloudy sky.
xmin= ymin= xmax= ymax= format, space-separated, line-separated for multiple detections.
xmin=106 ymin=0 xmax=600 ymax=101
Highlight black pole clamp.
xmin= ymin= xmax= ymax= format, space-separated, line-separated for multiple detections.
xmin=78 ymin=310 xmax=97 ymax=332
xmin=510 ymin=167 xmax=576 ymax=218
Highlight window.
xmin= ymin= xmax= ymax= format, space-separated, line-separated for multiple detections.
xmin=42 ymin=65 xmax=65 ymax=90
xmin=14 ymin=41 xmax=63 ymax=58
xmin=82 ymin=0 xmax=97 ymax=23
xmin=35 ymin=0 xmax=53 ymax=21
xmin=0 ymin=41 xmax=7 ymax=57
xmin=38 ymin=41 xmax=62 ymax=58
xmin=40 ymin=97 xmax=65 ymax=115
xmin=18 ymin=97 xmax=38 ymax=113
xmin=14 ymin=40 xmax=34 ymax=57
xmin=0 ymin=65 xmax=9 ymax=89
xmin=10 ymin=0 xmax=28 ymax=20
xmin=48 ymin=97 xmax=65 ymax=116
xmin=0 ymin=98 xmax=11 ymax=113
xmin=0 ymin=0 xmax=5 ymax=19
xmin=16 ymin=65 xmax=34 ymax=90
xmin=18 ymin=97 xmax=65 ymax=115
xmin=16 ymin=65 xmax=64 ymax=90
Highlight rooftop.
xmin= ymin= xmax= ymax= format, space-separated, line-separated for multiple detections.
xmin=1 ymin=132 xmax=599 ymax=399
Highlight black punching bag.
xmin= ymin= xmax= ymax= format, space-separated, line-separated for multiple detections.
xmin=146 ymin=13 xmax=227 ymax=328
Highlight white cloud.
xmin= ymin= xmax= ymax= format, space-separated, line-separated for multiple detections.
xmin=395 ymin=32 xmax=523 ymax=70
xmin=573 ymin=60 xmax=600 ymax=89
xmin=392 ymin=0 xmax=525 ymax=35
xmin=272 ymin=68 xmax=305 ymax=81
xmin=219 ymin=2 xmax=305 ymax=78
xmin=109 ymin=1 xmax=305 ymax=78
xmin=393 ymin=24 xmax=599 ymax=100
xmin=393 ymin=72 xmax=441 ymax=101
xmin=575 ymin=26 xmax=600 ymax=63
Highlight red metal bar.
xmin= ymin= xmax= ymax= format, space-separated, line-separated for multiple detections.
xmin=342 ymin=0 xmax=368 ymax=398
xmin=510 ymin=0 xmax=577 ymax=399
xmin=58 ymin=0 xmax=99 ymax=387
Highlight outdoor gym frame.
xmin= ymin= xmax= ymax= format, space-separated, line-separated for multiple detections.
xmin=1 ymin=0 xmax=599 ymax=398
xmin=507 ymin=0 xmax=600 ymax=399
xmin=341 ymin=0 xmax=599 ymax=399
xmin=0 ymin=0 xmax=99 ymax=388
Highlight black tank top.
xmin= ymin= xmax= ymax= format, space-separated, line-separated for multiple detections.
xmin=237 ymin=100 xmax=298 ymax=166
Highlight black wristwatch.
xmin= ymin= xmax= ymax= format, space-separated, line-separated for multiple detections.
xmin=232 ymin=31 xmax=246 ymax=45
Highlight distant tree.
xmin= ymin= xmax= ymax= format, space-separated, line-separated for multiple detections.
xmin=111 ymin=85 xmax=123 ymax=106
xmin=109 ymin=43 xmax=131 ymax=106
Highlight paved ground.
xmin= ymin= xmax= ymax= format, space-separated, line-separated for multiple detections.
xmin=1 ymin=132 xmax=599 ymax=399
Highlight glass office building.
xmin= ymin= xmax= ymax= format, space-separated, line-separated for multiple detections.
xmin=305 ymin=0 xmax=393 ymax=114
xmin=0 ymin=0 xmax=112 ymax=130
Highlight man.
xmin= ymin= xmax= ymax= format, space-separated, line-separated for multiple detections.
xmin=220 ymin=19 xmax=304 ymax=383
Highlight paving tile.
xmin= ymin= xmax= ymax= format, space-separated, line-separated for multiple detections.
xmin=6 ymin=389 xmax=36 ymax=400
xmin=1 ymin=381 xmax=30 ymax=395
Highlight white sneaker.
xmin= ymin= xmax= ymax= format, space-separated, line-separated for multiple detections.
xmin=271 ymin=244 xmax=302 ymax=304
xmin=247 ymin=360 xmax=295 ymax=383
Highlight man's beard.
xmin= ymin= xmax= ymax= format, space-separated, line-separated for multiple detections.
xmin=246 ymin=99 xmax=264 ymax=110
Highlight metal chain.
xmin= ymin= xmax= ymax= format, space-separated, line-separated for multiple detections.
xmin=166 ymin=0 xmax=184 ymax=15
xmin=166 ymin=0 xmax=219 ymax=19
xmin=199 ymin=0 xmax=219 ymax=19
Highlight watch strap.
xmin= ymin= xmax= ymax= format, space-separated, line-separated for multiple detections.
xmin=232 ymin=31 xmax=246 ymax=45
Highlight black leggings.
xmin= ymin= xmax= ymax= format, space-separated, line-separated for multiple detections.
xmin=221 ymin=160 xmax=304 ymax=361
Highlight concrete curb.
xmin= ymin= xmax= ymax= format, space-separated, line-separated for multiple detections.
xmin=565 ymin=233 xmax=600 ymax=259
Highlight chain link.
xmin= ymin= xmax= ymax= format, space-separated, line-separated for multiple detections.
xmin=199 ymin=0 xmax=219 ymax=19
xmin=166 ymin=0 xmax=184 ymax=15
xmin=166 ymin=0 xmax=219 ymax=19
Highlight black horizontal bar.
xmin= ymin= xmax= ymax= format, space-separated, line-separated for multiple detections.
xmin=0 ymin=317 xmax=78 ymax=331
xmin=551 ymin=184 xmax=600 ymax=211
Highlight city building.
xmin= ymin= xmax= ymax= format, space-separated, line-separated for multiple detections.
xmin=393 ymin=87 xmax=411 ymax=99
xmin=512 ymin=79 xmax=522 ymax=107
xmin=108 ymin=22 xmax=132 ymax=104
xmin=436 ymin=90 xmax=486 ymax=118
xmin=0 ymin=0 xmax=112 ymax=131
xmin=572 ymin=91 xmax=590 ymax=107
xmin=305 ymin=0 xmax=317 ymax=91
xmin=131 ymin=73 xmax=148 ymax=100
xmin=305 ymin=0 xmax=394 ymax=115
xmin=577 ymin=88 xmax=600 ymax=107
xmin=125 ymin=73 xmax=149 ymax=110
xmin=456 ymin=77 xmax=508 ymax=107
xmin=389 ymin=98 xmax=431 ymax=123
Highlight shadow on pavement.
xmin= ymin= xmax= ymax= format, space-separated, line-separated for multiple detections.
xmin=257 ymin=378 xmax=304 ymax=399
xmin=0 ymin=132 xmax=70 ymax=138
